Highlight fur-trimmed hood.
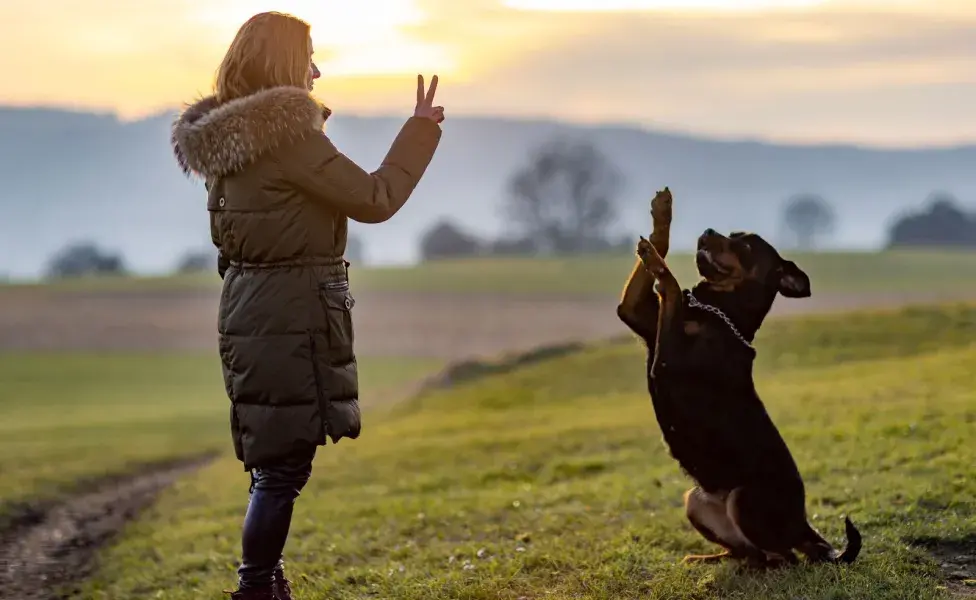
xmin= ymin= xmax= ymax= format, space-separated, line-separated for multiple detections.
xmin=171 ymin=86 xmax=332 ymax=179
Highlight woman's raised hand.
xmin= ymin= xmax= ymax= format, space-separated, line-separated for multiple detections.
xmin=414 ymin=75 xmax=444 ymax=124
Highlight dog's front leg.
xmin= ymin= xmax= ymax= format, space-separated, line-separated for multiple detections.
xmin=637 ymin=239 xmax=685 ymax=377
xmin=617 ymin=188 xmax=672 ymax=341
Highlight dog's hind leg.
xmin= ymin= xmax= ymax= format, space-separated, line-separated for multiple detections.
xmin=725 ymin=486 xmax=804 ymax=568
xmin=618 ymin=188 xmax=672 ymax=341
xmin=682 ymin=551 xmax=735 ymax=564
xmin=682 ymin=487 xmax=754 ymax=564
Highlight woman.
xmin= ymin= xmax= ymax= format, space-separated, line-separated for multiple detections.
xmin=171 ymin=12 xmax=443 ymax=600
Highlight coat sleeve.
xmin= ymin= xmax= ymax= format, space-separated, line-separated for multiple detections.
xmin=282 ymin=116 xmax=441 ymax=224
xmin=209 ymin=213 xmax=229 ymax=280
xmin=206 ymin=178 xmax=230 ymax=279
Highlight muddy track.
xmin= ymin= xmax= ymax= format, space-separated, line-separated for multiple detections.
xmin=4 ymin=287 xmax=974 ymax=357
xmin=910 ymin=535 xmax=976 ymax=598
xmin=0 ymin=454 xmax=217 ymax=600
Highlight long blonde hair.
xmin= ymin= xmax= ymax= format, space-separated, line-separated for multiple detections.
xmin=215 ymin=12 xmax=312 ymax=103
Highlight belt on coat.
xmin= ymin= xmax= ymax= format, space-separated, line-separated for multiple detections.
xmin=228 ymin=256 xmax=349 ymax=278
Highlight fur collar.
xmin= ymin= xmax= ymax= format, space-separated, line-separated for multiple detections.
xmin=171 ymin=86 xmax=332 ymax=179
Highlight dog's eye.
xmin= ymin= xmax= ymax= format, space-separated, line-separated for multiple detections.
xmin=732 ymin=239 xmax=751 ymax=253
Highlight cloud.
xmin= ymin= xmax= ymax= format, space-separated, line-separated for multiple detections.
xmin=501 ymin=0 xmax=826 ymax=11
xmin=406 ymin=1 xmax=976 ymax=144
xmin=1 ymin=0 xmax=974 ymax=143
xmin=0 ymin=0 xmax=230 ymax=113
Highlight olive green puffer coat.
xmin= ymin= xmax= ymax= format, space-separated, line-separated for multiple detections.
xmin=171 ymin=86 xmax=441 ymax=470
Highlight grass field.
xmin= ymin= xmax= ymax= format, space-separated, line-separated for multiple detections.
xmin=75 ymin=304 xmax=976 ymax=599
xmin=7 ymin=250 xmax=976 ymax=296
xmin=0 ymin=353 xmax=441 ymax=529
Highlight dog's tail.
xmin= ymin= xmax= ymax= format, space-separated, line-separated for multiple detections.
xmin=834 ymin=516 xmax=862 ymax=564
xmin=800 ymin=516 xmax=862 ymax=564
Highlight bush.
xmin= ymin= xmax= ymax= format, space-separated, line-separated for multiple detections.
xmin=420 ymin=219 xmax=483 ymax=261
xmin=46 ymin=241 xmax=126 ymax=279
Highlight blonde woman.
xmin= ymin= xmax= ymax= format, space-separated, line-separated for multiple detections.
xmin=171 ymin=12 xmax=443 ymax=600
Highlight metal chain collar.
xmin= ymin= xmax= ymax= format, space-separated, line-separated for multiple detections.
xmin=686 ymin=292 xmax=754 ymax=349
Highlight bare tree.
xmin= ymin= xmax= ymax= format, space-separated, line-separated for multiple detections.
xmin=505 ymin=138 xmax=623 ymax=253
xmin=783 ymin=194 xmax=836 ymax=250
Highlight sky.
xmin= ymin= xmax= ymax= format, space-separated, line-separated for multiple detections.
xmin=1 ymin=0 xmax=974 ymax=146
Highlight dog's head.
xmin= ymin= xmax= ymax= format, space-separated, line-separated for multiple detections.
xmin=696 ymin=229 xmax=810 ymax=299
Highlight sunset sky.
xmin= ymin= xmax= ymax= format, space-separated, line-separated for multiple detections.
xmin=2 ymin=0 xmax=973 ymax=146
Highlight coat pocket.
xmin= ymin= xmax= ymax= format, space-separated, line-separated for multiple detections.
xmin=309 ymin=331 xmax=361 ymax=443
xmin=319 ymin=284 xmax=356 ymax=357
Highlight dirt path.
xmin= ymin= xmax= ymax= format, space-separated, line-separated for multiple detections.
xmin=0 ymin=455 xmax=216 ymax=600
xmin=2 ymin=287 xmax=975 ymax=358
xmin=910 ymin=535 xmax=976 ymax=598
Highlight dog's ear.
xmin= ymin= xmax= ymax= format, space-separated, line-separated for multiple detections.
xmin=778 ymin=260 xmax=811 ymax=298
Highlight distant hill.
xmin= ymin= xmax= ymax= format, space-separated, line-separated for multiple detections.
xmin=2 ymin=106 xmax=975 ymax=278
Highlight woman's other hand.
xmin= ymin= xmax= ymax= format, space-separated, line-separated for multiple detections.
xmin=414 ymin=75 xmax=445 ymax=124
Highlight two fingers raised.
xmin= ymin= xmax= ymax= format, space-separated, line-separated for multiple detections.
xmin=416 ymin=74 xmax=439 ymax=108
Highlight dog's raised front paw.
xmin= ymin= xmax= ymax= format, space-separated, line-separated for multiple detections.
xmin=636 ymin=235 xmax=654 ymax=259
xmin=651 ymin=187 xmax=673 ymax=226
xmin=637 ymin=236 xmax=667 ymax=275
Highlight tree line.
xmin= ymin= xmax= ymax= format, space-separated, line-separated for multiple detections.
xmin=417 ymin=137 xmax=976 ymax=261
xmin=44 ymin=233 xmax=368 ymax=280
xmin=43 ymin=137 xmax=976 ymax=279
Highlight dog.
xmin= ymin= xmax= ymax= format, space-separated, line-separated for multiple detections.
xmin=616 ymin=188 xmax=861 ymax=567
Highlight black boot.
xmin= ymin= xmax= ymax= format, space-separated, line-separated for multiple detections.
xmin=273 ymin=567 xmax=293 ymax=600
xmin=225 ymin=587 xmax=276 ymax=600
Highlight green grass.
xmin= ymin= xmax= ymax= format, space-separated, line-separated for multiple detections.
xmin=80 ymin=304 xmax=976 ymax=599
xmin=7 ymin=250 xmax=976 ymax=296
xmin=0 ymin=353 xmax=441 ymax=527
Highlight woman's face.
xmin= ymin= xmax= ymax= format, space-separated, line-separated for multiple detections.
xmin=307 ymin=37 xmax=321 ymax=90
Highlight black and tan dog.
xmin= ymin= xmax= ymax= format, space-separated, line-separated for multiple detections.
xmin=616 ymin=188 xmax=861 ymax=567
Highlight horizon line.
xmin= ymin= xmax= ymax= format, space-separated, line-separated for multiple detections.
xmin=2 ymin=101 xmax=974 ymax=153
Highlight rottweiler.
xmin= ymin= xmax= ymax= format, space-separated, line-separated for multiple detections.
xmin=616 ymin=188 xmax=861 ymax=567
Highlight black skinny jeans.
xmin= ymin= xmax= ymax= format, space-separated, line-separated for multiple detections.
xmin=238 ymin=446 xmax=316 ymax=590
